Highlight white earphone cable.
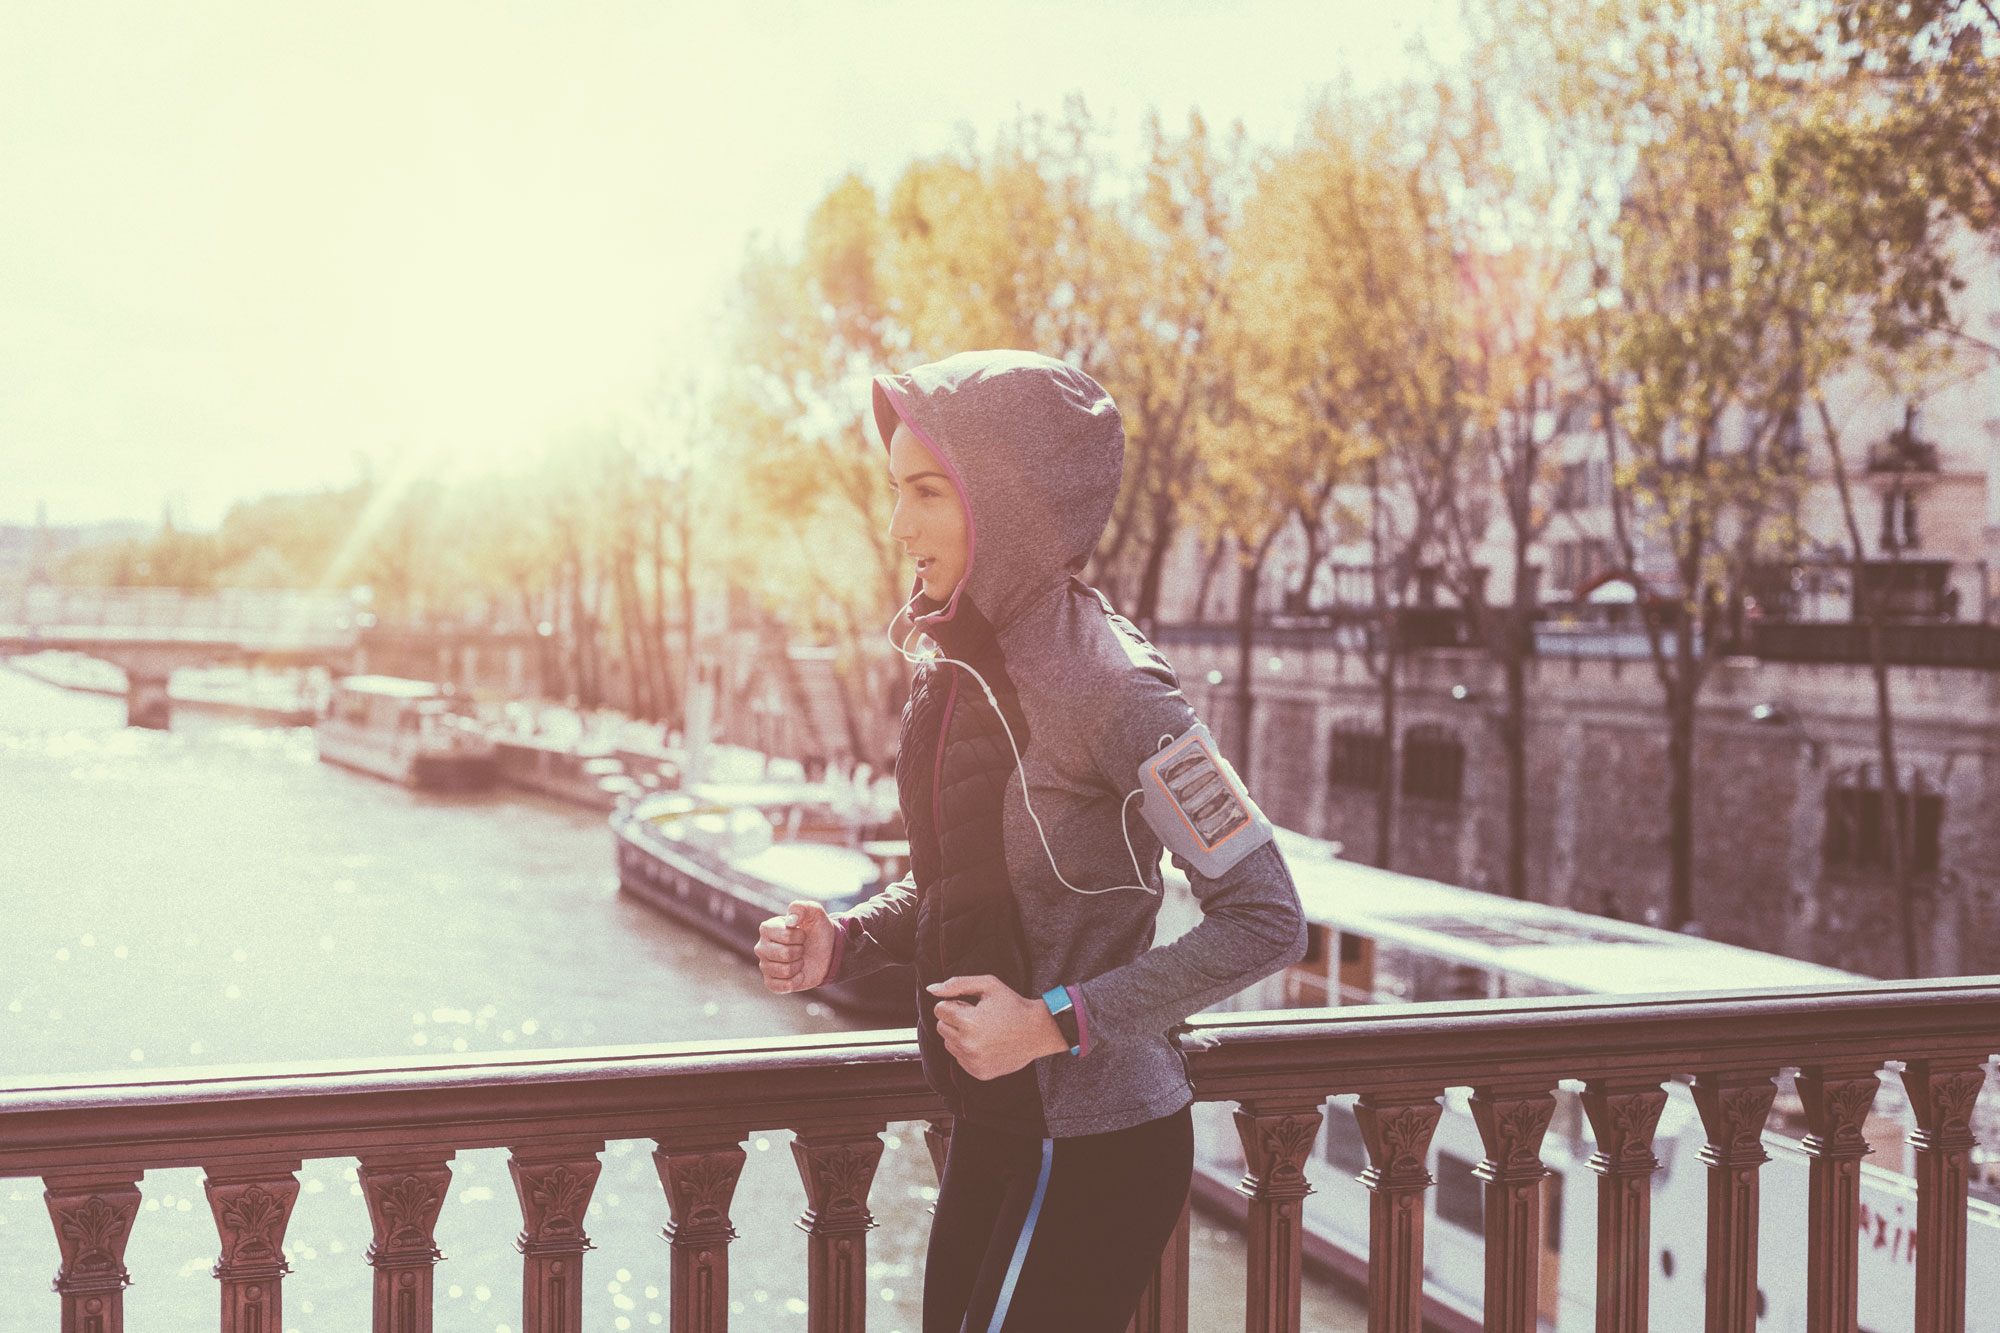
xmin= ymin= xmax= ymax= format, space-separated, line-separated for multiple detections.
xmin=887 ymin=594 xmax=1158 ymax=898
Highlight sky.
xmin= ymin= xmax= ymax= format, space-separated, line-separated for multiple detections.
xmin=0 ymin=0 xmax=1463 ymax=529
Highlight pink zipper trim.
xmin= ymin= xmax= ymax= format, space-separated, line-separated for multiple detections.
xmin=1064 ymin=984 xmax=1091 ymax=1058
xmin=878 ymin=379 xmax=976 ymax=626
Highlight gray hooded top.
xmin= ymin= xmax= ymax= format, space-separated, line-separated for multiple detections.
xmin=824 ymin=348 xmax=1307 ymax=1138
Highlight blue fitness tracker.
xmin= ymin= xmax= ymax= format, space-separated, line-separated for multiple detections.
xmin=1041 ymin=986 xmax=1081 ymax=1056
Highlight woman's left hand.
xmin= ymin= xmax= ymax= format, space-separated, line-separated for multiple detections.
xmin=928 ymin=976 xmax=1071 ymax=1080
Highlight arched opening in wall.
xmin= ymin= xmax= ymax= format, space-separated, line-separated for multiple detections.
xmin=1262 ymin=700 xmax=1318 ymax=831
xmin=1327 ymin=722 xmax=1387 ymax=790
xmin=1823 ymin=763 xmax=1943 ymax=875
xmin=1401 ymin=724 xmax=1465 ymax=804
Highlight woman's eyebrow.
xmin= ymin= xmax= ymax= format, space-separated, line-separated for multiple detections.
xmin=888 ymin=469 xmax=950 ymax=486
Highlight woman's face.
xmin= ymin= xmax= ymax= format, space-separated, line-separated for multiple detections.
xmin=887 ymin=422 xmax=969 ymax=604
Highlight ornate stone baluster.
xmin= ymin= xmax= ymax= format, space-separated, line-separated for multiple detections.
xmin=652 ymin=1132 xmax=747 ymax=1333
xmin=923 ymin=1118 xmax=953 ymax=1189
xmin=1903 ymin=1058 xmax=1987 ymax=1333
xmin=357 ymin=1151 xmax=454 ymax=1333
xmin=1580 ymin=1077 xmax=1668 ymax=1333
xmin=1354 ymin=1090 xmax=1443 ymax=1333
xmin=43 ymin=1169 xmax=143 ymax=1333
xmin=790 ymin=1122 xmax=885 ymax=1333
xmin=1797 ymin=1064 xmax=1882 ymax=1333
xmin=1234 ymin=1099 xmax=1325 ymax=1333
xmin=1691 ymin=1070 xmax=1778 ymax=1333
xmin=202 ymin=1152 xmax=300 ymax=1328
xmin=508 ymin=1140 xmax=605 ymax=1333
xmin=1470 ymin=1082 xmax=1557 ymax=1333
xmin=1124 ymin=1190 xmax=1191 ymax=1333
xmin=204 ymin=1159 xmax=303 ymax=1333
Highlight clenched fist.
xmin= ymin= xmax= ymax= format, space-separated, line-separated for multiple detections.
xmin=928 ymin=975 xmax=1071 ymax=1080
xmin=755 ymin=900 xmax=838 ymax=994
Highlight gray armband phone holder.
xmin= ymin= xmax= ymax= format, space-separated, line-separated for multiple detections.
xmin=1135 ymin=721 xmax=1274 ymax=878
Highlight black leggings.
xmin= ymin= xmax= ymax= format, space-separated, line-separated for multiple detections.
xmin=923 ymin=1104 xmax=1194 ymax=1333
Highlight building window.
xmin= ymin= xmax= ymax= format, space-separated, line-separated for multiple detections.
xmin=1557 ymin=458 xmax=1611 ymax=511
xmin=1402 ymin=725 xmax=1465 ymax=803
xmin=1824 ymin=766 xmax=1943 ymax=875
xmin=1435 ymin=1150 xmax=1484 ymax=1232
xmin=1328 ymin=725 xmax=1387 ymax=790
xmin=1879 ymin=489 xmax=1921 ymax=552
xmin=1552 ymin=539 xmax=1609 ymax=596
xmin=1773 ymin=406 xmax=1805 ymax=461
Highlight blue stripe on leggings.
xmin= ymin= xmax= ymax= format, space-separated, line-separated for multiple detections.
xmin=985 ymin=1137 xmax=1054 ymax=1333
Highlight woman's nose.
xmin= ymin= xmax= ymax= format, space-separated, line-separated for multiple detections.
xmin=888 ymin=496 xmax=915 ymax=541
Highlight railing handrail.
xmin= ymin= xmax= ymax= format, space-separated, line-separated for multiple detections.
xmin=6 ymin=978 xmax=1993 ymax=1179
xmin=0 ymin=1027 xmax=939 ymax=1176
xmin=6 ymin=977 xmax=1996 ymax=1333
xmin=1180 ymin=977 xmax=2000 ymax=1094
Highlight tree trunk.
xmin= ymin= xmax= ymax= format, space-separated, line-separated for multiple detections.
xmin=1368 ymin=461 xmax=1399 ymax=872
xmin=1502 ymin=487 xmax=1534 ymax=900
xmin=1194 ymin=535 xmax=1230 ymax=623
xmin=1292 ymin=484 xmax=1335 ymax=620
xmin=833 ymin=648 xmax=872 ymax=768
xmin=1374 ymin=620 xmax=1400 ymax=872
xmin=1502 ymin=633 xmax=1529 ymax=900
xmin=1656 ymin=477 xmax=1716 ymax=935
xmin=1815 ymin=394 xmax=1917 ymax=975
xmin=1232 ymin=553 xmax=1264 ymax=778
xmin=1665 ymin=651 xmax=1697 ymax=931
xmin=565 ymin=553 xmax=590 ymax=708
xmin=581 ymin=567 xmax=608 ymax=711
xmin=1132 ymin=496 xmax=1179 ymax=632
xmin=649 ymin=498 xmax=678 ymax=728
xmin=679 ymin=501 xmax=697 ymax=739
xmin=628 ymin=564 xmax=657 ymax=720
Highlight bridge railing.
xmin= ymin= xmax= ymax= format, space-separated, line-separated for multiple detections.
xmin=0 ymin=587 xmax=357 ymax=645
xmin=1 ymin=978 xmax=1994 ymax=1333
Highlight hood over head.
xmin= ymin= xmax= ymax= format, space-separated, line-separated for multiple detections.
xmin=873 ymin=349 xmax=1124 ymax=638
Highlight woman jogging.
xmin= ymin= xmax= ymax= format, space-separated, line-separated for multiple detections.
xmin=754 ymin=348 xmax=1306 ymax=1333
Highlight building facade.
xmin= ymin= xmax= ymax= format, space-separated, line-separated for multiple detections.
xmin=1139 ymin=255 xmax=2000 ymax=979
xmin=1156 ymin=630 xmax=1999 ymax=979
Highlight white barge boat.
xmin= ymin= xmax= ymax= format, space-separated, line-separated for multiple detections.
xmin=491 ymin=733 xmax=639 ymax=810
xmin=313 ymin=674 xmax=496 ymax=791
xmin=610 ymin=782 xmax=916 ymax=1021
xmin=1184 ymin=832 xmax=2000 ymax=1333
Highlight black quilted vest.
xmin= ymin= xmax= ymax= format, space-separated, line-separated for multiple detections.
xmin=897 ymin=601 xmax=1045 ymax=1132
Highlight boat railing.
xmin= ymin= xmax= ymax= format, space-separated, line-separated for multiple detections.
xmin=1 ymin=977 xmax=1994 ymax=1333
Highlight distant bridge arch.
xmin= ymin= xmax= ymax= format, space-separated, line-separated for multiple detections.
xmin=1 ymin=587 xmax=359 ymax=726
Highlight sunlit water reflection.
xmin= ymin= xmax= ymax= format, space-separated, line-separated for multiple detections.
xmin=0 ymin=667 xmax=1364 ymax=1331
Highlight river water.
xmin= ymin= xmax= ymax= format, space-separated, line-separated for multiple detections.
xmin=0 ymin=667 xmax=1365 ymax=1331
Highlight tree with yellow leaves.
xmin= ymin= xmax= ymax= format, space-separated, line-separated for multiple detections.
xmin=728 ymin=173 xmax=908 ymax=765
xmin=1202 ymin=89 xmax=1456 ymax=853
xmin=1540 ymin=0 xmax=1834 ymax=932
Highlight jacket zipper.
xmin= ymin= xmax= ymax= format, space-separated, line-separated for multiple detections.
xmin=930 ymin=664 xmax=962 ymax=1095
xmin=931 ymin=664 xmax=958 ymax=850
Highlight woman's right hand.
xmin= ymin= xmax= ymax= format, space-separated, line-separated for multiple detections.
xmin=756 ymin=900 xmax=837 ymax=994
